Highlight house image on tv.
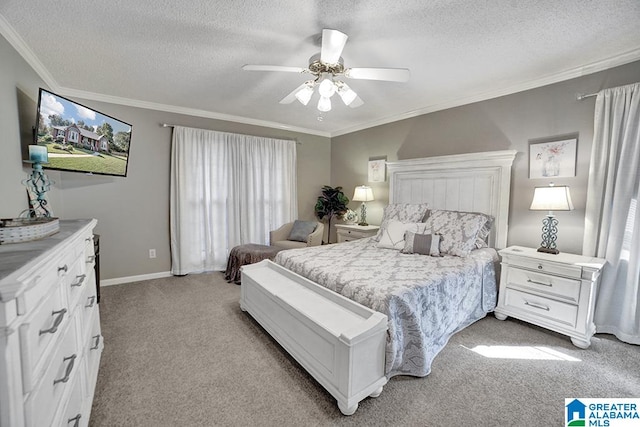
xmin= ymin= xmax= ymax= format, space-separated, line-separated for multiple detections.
xmin=53 ymin=125 xmax=110 ymax=153
xmin=566 ymin=399 xmax=586 ymax=425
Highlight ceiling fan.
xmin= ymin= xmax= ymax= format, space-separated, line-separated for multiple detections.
xmin=242 ymin=29 xmax=410 ymax=113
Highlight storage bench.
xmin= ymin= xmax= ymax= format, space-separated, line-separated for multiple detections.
xmin=240 ymin=260 xmax=388 ymax=415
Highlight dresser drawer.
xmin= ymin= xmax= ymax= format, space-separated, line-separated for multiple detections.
xmin=84 ymin=310 xmax=103 ymax=400
xmin=19 ymin=285 xmax=69 ymax=392
xmin=53 ymin=363 xmax=86 ymax=427
xmin=78 ymin=273 xmax=98 ymax=338
xmin=505 ymin=267 xmax=581 ymax=304
xmin=24 ymin=312 xmax=81 ymax=427
xmin=504 ymin=288 xmax=578 ymax=328
xmin=505 ymin=255 xmax=583 ymax=279
xmin=65 ymin=258 xmax=89 ymax=311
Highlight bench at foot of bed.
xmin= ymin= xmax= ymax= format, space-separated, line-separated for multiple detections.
xmin=240 ymin=260 xmax=388 ymax=415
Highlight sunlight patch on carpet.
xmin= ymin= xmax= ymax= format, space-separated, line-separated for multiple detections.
xmin=465 ymin=345 xmax=581 ymax=361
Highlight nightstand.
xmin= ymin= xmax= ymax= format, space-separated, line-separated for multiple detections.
xmin=335 ymin=224 xmax=379 ymax=243
xmin=495 ymin=246 xmax=606 ymax=348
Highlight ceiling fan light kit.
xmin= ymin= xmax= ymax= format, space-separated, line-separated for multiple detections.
xmin=242 ymin=29 xmax=410 ymax=114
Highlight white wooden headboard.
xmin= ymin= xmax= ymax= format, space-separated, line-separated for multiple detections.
xmin=387 ymin=150 xmax=517 ymax=249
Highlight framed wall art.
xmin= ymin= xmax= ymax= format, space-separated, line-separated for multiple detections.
xmin=529 ymin=136 xmax=578 ymax=179
xmin=368 ymin=159 xmax=386 ymax=182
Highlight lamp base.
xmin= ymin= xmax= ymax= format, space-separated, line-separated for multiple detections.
xmin=357 ymin=221 xmax=368 ymax=226
xmin=537 ymin=246 xmax=559 ymax=255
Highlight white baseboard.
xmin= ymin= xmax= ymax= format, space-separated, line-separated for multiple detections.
xmin=100 ymin=271 xmax=173 ymax=287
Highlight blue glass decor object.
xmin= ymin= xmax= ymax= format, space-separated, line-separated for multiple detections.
xmin=28 ymin=144 xmax=48 ymax=163
xmin=23 ymin=145 xmax=54 ymax=217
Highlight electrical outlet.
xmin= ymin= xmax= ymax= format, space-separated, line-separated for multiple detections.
xmin=149 ymin=249 xmax=156 ymax=259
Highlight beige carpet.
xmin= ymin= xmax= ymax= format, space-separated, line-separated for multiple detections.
xmin=89 ymin=272 xmax=640 ymax=426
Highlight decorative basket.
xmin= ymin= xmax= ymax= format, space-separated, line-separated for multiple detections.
xmin=0 ymin=217 xmax=60 ymax=244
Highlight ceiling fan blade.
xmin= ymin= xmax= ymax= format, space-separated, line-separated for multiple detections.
xmin=279 ymin=82 xmax=311 ymax=104
xmin=320 ymin=29 xmax=348 ymax=65
xmin=345 ymin=67 xmax=410 ymax=82
xmin=242 ymin=64 xmax=306 ymax=73
xmin=348 ymin=96 xmax=364 ymax=108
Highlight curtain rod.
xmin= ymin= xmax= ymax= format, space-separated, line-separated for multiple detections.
xmin=161 ymin=123 xmax=301 ymax=144
xmin=577 ymin=93 xmax=598 ymax=101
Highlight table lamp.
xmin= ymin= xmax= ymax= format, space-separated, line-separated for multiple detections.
xmin=352 ymin=185 xmax=374 ymax=226
xmin=529 ymin=183 xmax=573 ymax=254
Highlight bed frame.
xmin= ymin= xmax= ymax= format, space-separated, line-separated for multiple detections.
xmin=387 ymin=149 xmax=516 ymax=249
xmin=240 ymin=150 xmax=517 ymax=415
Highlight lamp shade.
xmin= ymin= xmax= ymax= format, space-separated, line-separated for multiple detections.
xmin=353 ymin=185 xmax=374 ymax=202
xmin=530 ymin=185 xmax=574 ymax=211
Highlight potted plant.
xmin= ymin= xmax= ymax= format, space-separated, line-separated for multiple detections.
xmin=314 ymin=185 xmax=349 ymax=243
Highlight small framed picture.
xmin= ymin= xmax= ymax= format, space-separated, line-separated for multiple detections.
xmin=368 ymin=159 xmax=386 ymax=182
xmin=529 ymin=136 xmax=578 ymax=179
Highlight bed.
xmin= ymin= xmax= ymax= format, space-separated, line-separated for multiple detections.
xmin=274 ymin=149 xmax=517 ymax=378
xmin=241 ymin=149 xmax=516 ymax=413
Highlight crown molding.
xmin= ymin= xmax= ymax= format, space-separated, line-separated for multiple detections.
xmin=0 ymin=14 xmax=329 ymax=138
xmin=0 ymin=14 xmax=60 ymax=92
xmin=58 ymin=86 xmax=332 ymax=138
xmin=330 ymin=47 xmax=640 ymax=137
xmin=3 ymin=12 xmax=638 ymax=139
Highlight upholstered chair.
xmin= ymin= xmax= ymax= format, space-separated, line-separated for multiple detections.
xmin=270 ymin=220 xmax=324 ymax=250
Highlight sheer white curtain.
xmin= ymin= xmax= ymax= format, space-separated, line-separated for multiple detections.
xmin=170 ymin=126 xmax=297 ymax=275
xmin=583 ymin=82 xmax=640 ymax=344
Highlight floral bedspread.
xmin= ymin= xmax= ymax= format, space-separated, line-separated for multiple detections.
xmin=274 ymin=237 xmax=499 ymax=378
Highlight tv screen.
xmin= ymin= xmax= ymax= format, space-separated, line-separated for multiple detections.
xmin=31 ymin=88 xmax=132 ymax=177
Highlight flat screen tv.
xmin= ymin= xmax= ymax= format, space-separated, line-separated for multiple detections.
xmin=30 ymin=88 xmax=132 ymax=177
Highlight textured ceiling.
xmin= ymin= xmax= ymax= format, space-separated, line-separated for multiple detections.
xmin=1 ymin=1 xmax=640 ymax=136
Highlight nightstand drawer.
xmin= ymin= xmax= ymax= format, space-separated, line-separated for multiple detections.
xmin=506 ymin=255 xmax=582 ymax=279
xmin=504 ymin=288 xmax=578 ymax=328
xmin=339 ymin=229 xmax=369 ymax=239
xmin=505 ymin=267 xmax=581 ymax=303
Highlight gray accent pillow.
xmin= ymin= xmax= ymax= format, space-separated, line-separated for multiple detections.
xmin=401 ymin=231 xmax=441 ymax=256
xmin=287 ymin=220 xmax=317 ymax=242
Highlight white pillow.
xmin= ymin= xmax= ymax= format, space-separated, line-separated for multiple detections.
xmin=375 ymin=203 xmax=430 ymax=241
xmin=376 ymin=219 xmax=428 ymax=250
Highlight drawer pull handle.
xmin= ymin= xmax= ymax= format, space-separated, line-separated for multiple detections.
xmin=90 ymin=335 xmax=101 ymax=350
xmin=537 ymin=264 xmax=543 ymax=270
xmin=524 ymin=301 xmax=550 ymax=311
xmin=86 ymin=296 xmax=96 ymax=308
xmin=68 ymin=414 xmax=81 ymax=427
xmin=39 ymin=308 xmax=67 ymax=335
xmin=58 ymin=264 xmax=68 ymax=274
xmin=527 ymin=279 xmax=552 ymax=287
xmin=53 ymin=354 xmax=77 ymax=385
xmin=71 ymin=274 xmax=86 ymax=287
xmin=87 ymin=255 xmax=96 ymax=263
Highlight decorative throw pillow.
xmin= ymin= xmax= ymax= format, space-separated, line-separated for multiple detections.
xmin=377 ymin=220 xmax=428 ymax=250
xmin=475 ymin=215 xmax=494 ymax=248
xmin=401 ymin=231 xmax=441 ymax=256
xmin=287 ymin=220 xmax=317 ymax=242
xmin=375 ymin=203 xmax=430 ymax=241
xmin=423 ymin=210 xmax=489 ymax=257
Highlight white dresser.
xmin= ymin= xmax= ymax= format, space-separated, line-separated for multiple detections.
xmin=0 ymin=219 xmax=102 ymax=427
xmin=335 ymin=224 xmax=379 ymax=243
xmin=495 ymin=246 xmax=606 ymax=348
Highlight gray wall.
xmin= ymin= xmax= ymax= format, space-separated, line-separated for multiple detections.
xmin=4 ymin=27 xmax=639 ymax=279
xmin=0 ymin=34 xmax=331 ymax=280
xmin=331 ymin=60 xmax=640 ymax=255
